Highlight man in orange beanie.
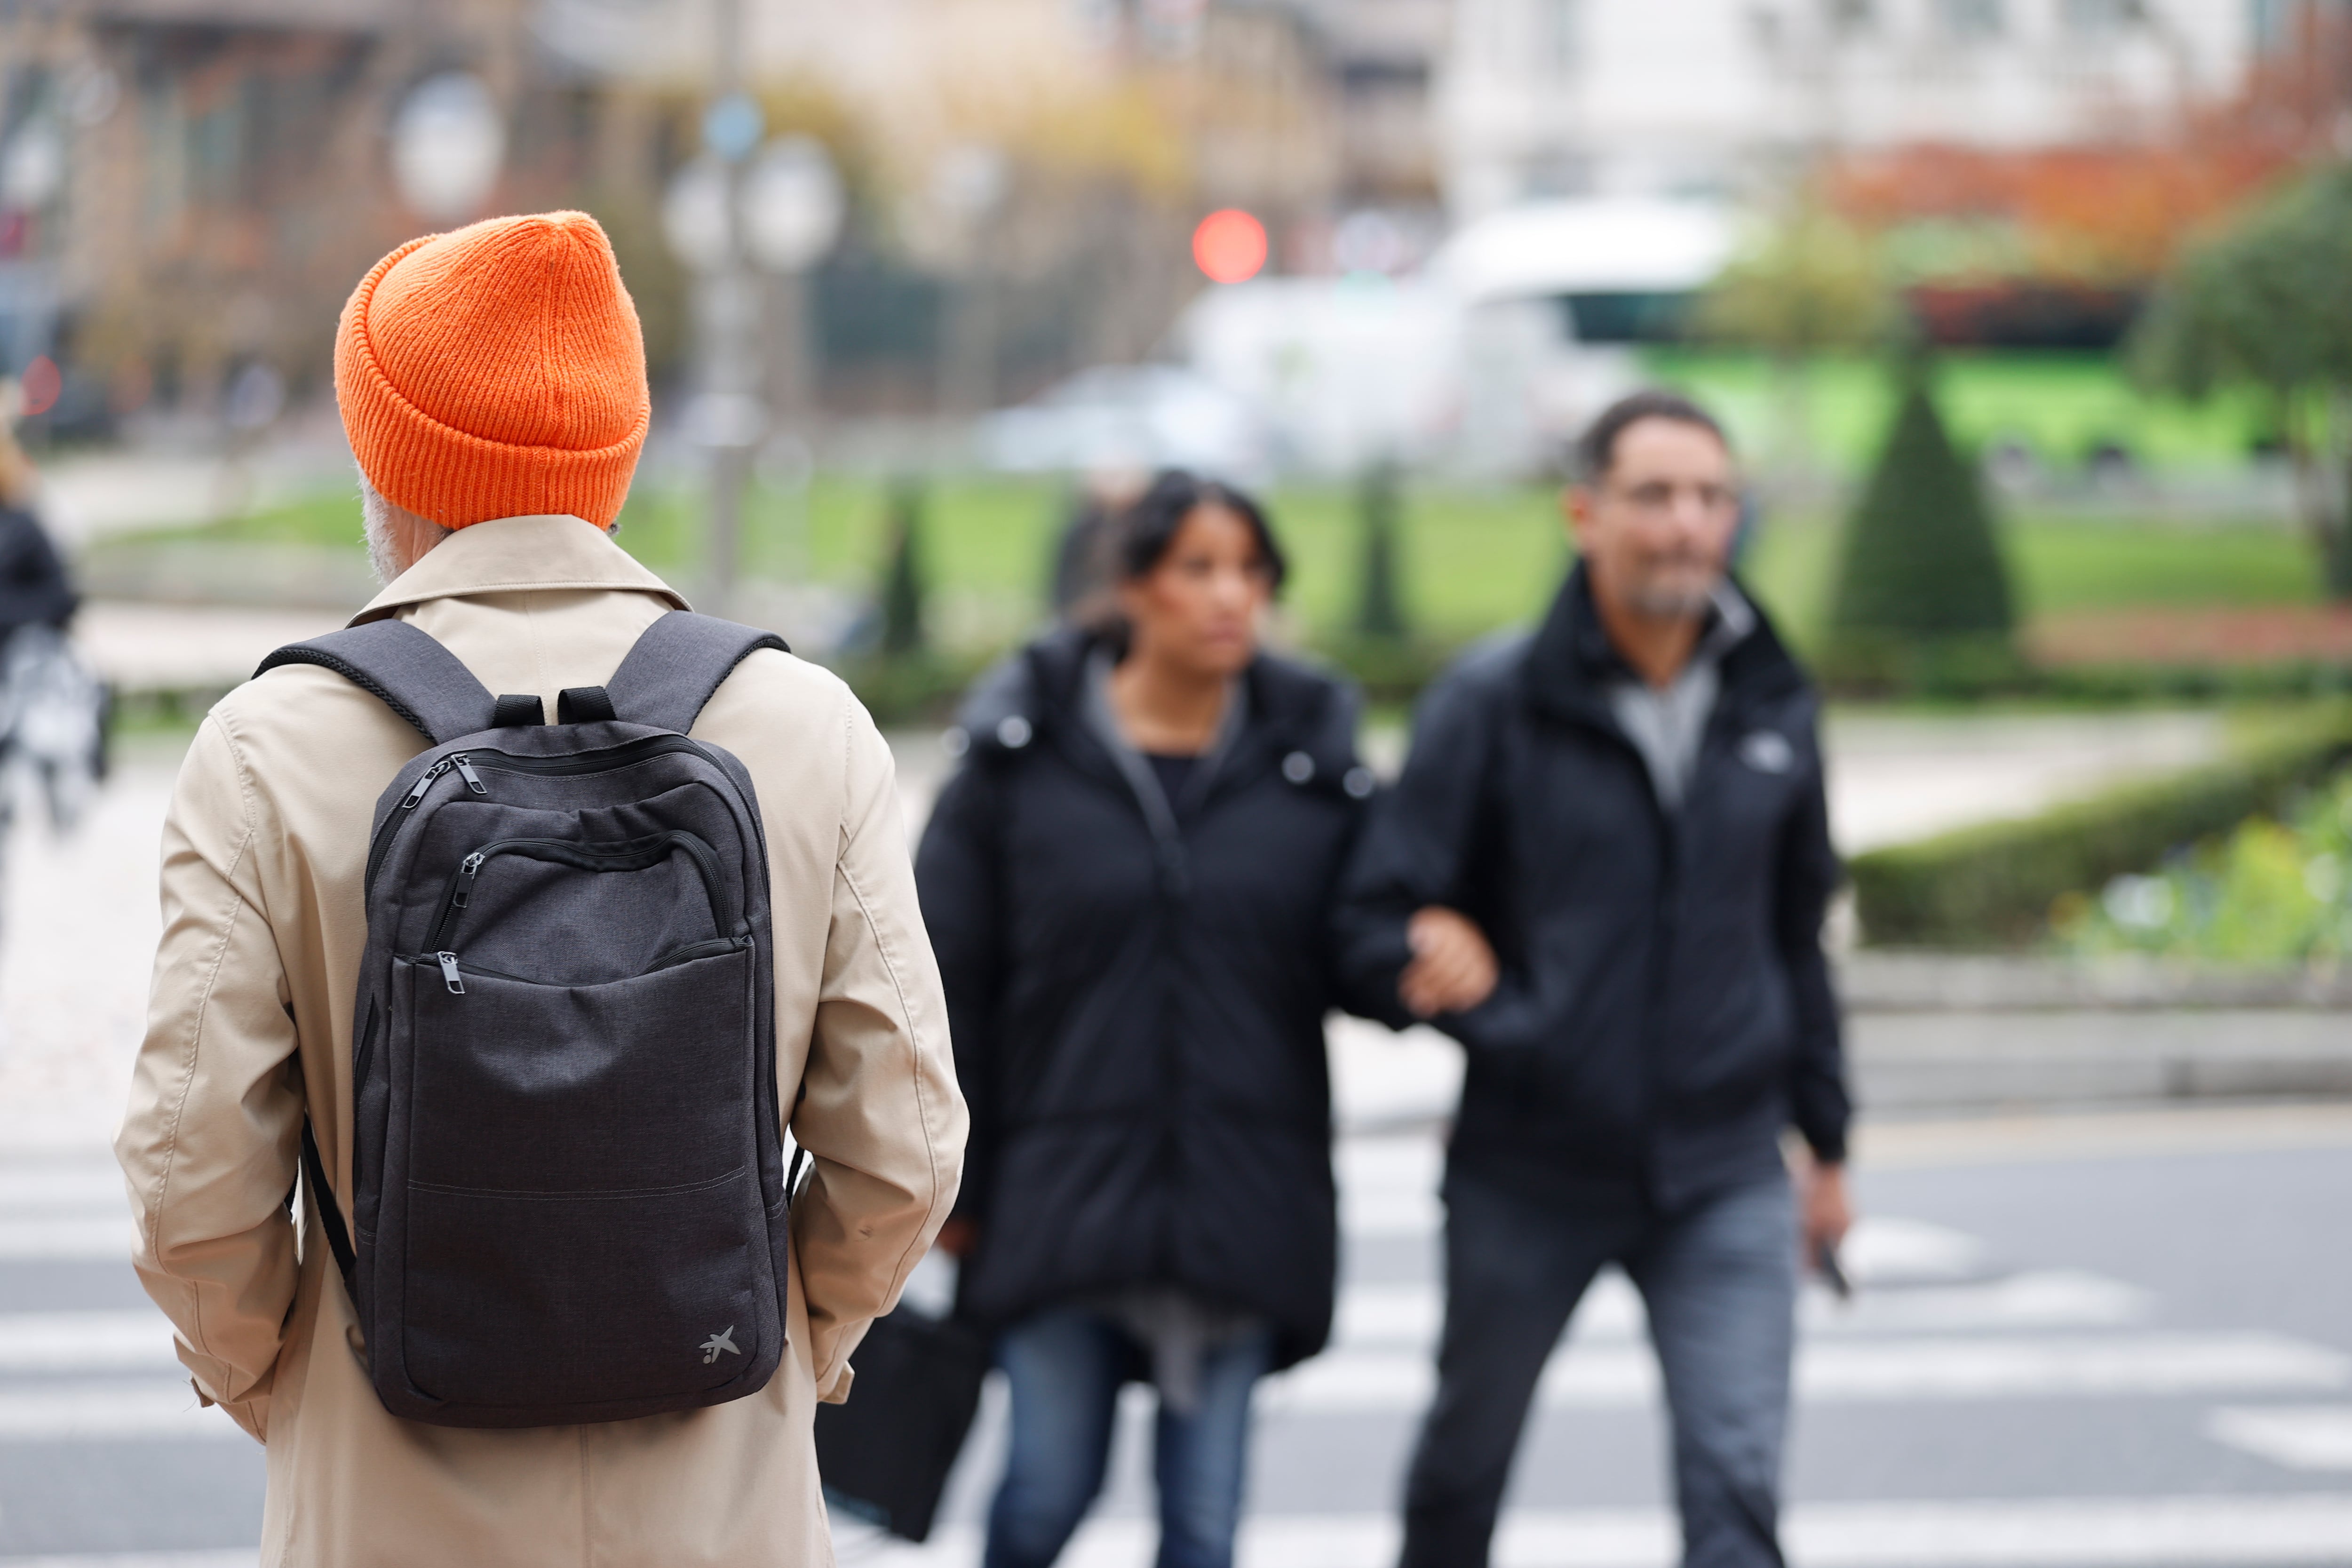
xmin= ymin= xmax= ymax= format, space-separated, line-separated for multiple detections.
xmin=116 ymin=213 xmax=965 ymax=1566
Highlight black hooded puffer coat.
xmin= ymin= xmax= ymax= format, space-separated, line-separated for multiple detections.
xmin=915 ymin=629 xmax=1376 ymax=1369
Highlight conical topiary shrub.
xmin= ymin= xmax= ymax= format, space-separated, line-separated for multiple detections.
xmin=1356 ymin=460 xmax=1410 ymax=642
xmin=1825 ymin=373 xmax=2017 ymax=688
xmin=879 ymin=478 xmax=929 ymax=658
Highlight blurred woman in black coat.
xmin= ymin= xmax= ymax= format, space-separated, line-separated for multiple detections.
xmin=916 ymin=471 xmax=1377 ymax=1568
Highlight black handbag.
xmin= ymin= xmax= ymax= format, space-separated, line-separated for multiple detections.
xmin=815 ymin=1305 xmax=992 ymax=1542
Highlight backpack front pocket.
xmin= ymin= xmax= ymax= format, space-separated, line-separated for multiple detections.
xmin=393 ymin=944 xmax=771 ymax=1413
xmin=425 ymin=831 xmax=734 ymax=987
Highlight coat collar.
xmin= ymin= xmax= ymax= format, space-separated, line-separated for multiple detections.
xmin=1523 ymin=562 xmax=1805 ymax=730
xmin=953 ymin=627 xmax=1360 ymax=783
xmin=348 ymin=513 xmax=691 ymax=627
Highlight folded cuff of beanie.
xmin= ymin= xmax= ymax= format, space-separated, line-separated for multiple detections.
xmin=335 ymin=246 xmax=647 ymax=531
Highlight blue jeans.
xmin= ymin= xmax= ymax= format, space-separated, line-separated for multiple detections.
xmin=1400 ymin=1173 xmax=1797 ymax=1568
xmin=984 ymin=1305 xmax=1276 ymax=1568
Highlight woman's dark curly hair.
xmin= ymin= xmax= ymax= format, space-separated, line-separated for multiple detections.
xmin=1116 ymin=469 xmax=1288 ymax=592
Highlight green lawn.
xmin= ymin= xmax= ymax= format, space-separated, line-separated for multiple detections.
xmin=116 ymin=472 xmax=2326 ymax=657
xmin=1643 ymin=349 xmax=2276 ymax=477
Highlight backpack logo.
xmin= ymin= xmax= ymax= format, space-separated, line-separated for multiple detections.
xmin=700 ymin=1326 xmax=740 ymax=1364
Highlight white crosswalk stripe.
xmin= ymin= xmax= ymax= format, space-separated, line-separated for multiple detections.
xmin=2206 ymin=1404 xmax=2352 ymax=1470
xmin=1267 ymin=1330 xmax=2351 ymax=1413
xmin=8 ymin=1139 xmax=2352 ymax=1565
xmin=837 ymin=1492 xmax=2352 ymax=1568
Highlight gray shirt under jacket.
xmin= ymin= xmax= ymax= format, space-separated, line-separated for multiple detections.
xmin=1603 ymin=584 xmax=1756 ymax=812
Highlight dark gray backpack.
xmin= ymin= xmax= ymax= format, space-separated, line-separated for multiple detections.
xmin=262 ymin=611 xmax=802 ymax=1428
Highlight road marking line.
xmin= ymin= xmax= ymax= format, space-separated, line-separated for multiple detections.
xmin=0 ymin=1382 xmax=244 ymax=1441
xmin=1334 ymin=1270 xmax=2147 ymax=1347
xmin=839 ymin=1492 xmax=2352 ymax=1567
xmin=0 ymin=1166 xmax=127 ymax=1209
xmin=2208 ymin=1404 xmax=2352 ymax=1470
xmin=1266 ymin=1332 xmax=2351 ymax=1413
xmin=0 ymin=1217 xmax=136 ymax=1262
xmin=0 ymin=1312 xmax=178 ymax=1371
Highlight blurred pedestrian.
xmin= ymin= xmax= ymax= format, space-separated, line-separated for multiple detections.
xmin=114 ymin=213 xmax=965 ymax=1566
xmin=1048 ymin=465 xmax=1149 ymax=625
xmin=0 ymin=414 xmax=76 ymax=642
xmin=1339 ymin=391 xmax=1851 ymax=1568
xmin=0 ymin=409 xmax=99 ymax=883
xmin=919 ymin=470 xmax=1379 ymax=1568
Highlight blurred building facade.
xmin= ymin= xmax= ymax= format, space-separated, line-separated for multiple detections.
xmin=0 ymin=0 xmax=1412 ymax=429
xmin=1438 ymin=0 xmax=2292 ymax=215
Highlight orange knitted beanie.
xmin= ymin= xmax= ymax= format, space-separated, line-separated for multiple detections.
xmin=335 ymin=211 xmax=650 ymax=530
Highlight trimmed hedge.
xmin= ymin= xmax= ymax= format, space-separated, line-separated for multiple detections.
xmin=1851 ymin=706 xmax=2352 ymax=948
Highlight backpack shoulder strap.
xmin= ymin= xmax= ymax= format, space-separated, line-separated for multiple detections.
xmin=254 ymin=620 xmax=496 ymax=744
xmin=604 ymin=612 xmax=790 ymax=735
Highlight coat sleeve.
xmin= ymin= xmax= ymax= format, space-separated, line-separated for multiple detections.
xmin=791 ymin=698 xmax=969 ymax=1401
xmin=1333 ymin=667 xmax=1497 ymax=1033
xmin=114 ymin=714 xmax=303 ymax=1443
xmin=1776 ymin=736 xmax=1850 ymax=1163
xmin=912 ymin=758 xmax=1002 ymax=1227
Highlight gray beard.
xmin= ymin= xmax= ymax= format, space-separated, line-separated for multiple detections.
xmin=1621 ymin=574 xmax=1721 ymax=621
xmin=359 ymin=477 xmax=449 ymax=585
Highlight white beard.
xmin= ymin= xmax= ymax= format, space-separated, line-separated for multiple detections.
xmin=359 ymin=476 xmax=451 ymax=586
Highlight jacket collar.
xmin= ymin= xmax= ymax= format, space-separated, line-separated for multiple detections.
xmin=954 ymin=627 xmax=1359 ymax=782
xmin=1523 ymin=562 xmax=1805 ymax=729
xmin=348 ymin=513 xmax=691 ymax=627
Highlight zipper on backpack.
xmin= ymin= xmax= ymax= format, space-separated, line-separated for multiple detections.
xmin=435 ymin=951 xmax=464 ymax=994
xmin=451 ymin=852 xmax=486 ymax=910
xmin=428 ymin=935 xmax=750 ymax=995
xmin=424 ymin=831 xmax=731 ymax=953
xmin=364 ymin=737 xmax=719 ymax=899
xmin=465 ymin=735 xmax=708 ymax=779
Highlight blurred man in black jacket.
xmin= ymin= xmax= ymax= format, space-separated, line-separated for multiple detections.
xmin=1338 ymin=391 xmax=1852 ymax=1568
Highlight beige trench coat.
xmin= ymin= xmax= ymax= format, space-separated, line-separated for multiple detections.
xmin=114 ymin=514 xmax=966 ymax=1567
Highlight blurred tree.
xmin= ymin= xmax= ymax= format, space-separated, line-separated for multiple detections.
xmin=1355 ymin=460 xmax=1409 ymax=641
xmin=2133 ymin=160 xmax=2352 ymax=598
xmin=879 ymin=477 xmax=930 ymax=658
xmin=1695 ymin=199 xmax=1899 ymax=482
xmin=1826 ymin=360 xmax=2016 ymax=681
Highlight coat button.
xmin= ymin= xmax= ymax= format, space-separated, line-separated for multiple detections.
xmin=1282 ymin=750 xmax=1315 ymax=784
xmin=997 ymin=715 xmax=1033 ymax=749
xmin=1343 ymin=765 xmax=1375 ymax=799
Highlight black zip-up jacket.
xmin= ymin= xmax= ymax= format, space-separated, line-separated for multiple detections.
xmin=1336 ymin=566 xmax=1849 ymax=1213
xmin=915 ymin=629 xmax=1376 ymax=1368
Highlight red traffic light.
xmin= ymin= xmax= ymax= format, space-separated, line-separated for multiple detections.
xmin=1192 ymin=209 xmax=1267 ymax=285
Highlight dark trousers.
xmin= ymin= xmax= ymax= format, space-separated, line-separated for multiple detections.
xmin=1399 ymin=1171 xmax=1796 ymax=1568
xmin=984 ymin=1305 xmax=1276 ymax=1568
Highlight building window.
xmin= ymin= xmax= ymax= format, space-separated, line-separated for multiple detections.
xmin=1539 ymin=0 xmax=1582 ymax=76
xmin=2061 ymin=0 xmax=2143 ymax=32
xmin=2249 ymin=0 xmax=2296 ymax=49
xmin=1936 ymin=0 xmax=2005 ymax=37
xmin=1825 ymin=0 xmax=1876 ymax=33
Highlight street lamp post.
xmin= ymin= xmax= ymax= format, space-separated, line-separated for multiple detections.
xmin=662 ymin=0 xmax=842 ymax=616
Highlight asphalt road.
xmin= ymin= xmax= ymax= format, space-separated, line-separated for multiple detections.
xmin=5 ymin=1104 xmax=2352 ymax=1568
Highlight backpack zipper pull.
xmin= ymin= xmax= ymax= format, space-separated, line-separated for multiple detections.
xmin=452 ymin=755 xmax=488 ymax=796
xmin=401 ymin=757 xmax=454 ymax=809
xmin=436 ymin=951 xmax=465 ymax=995
xmin=452 ymin=852 xmax=485 ymax=908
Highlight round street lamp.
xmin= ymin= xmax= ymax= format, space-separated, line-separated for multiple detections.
xmin=741 ymin=136 xmax=845 ymax=275
xmin=390 ymin=73 xmax=506 ymax=224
